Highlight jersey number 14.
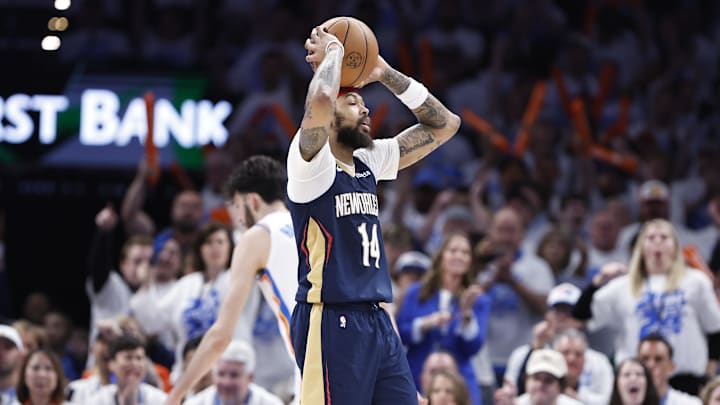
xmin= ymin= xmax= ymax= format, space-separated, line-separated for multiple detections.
xmin=357 ymin=222 xmax=380 ymax=268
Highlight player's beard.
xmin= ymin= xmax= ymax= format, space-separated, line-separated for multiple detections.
xmin=243 ymin=196 xmax=256 ymax=228
xmin=336 ymin=117 xmax=373 ymax=150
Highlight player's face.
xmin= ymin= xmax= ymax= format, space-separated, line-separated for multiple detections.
xmin=214 ymin=360 xmax=251 ymax=401
xmin=231 ymin=193 xmax=256 ymax=228
xmin=335 ymin=93 xmax=372 ymax=149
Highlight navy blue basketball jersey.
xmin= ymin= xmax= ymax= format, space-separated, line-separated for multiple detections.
xmin=287 ymin=137 xmax=399 ymax=304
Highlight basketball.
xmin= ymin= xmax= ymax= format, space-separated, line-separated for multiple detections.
xmin=321 ymin=16 xmax=379 ymax=88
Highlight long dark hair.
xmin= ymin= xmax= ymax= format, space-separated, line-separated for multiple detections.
xmin=418 ymin=233 xmax=475 ymax=302
xmin=192 ymin=221 xmax=235 ymax=273
xmin=16 ymin=349 xmax=66 ymax=403
xmin=609 ymin=358 xmax=660 ymax=405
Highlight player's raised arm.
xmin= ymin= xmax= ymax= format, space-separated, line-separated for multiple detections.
xmin=298 ymin=26 xmax=345 ymax=161
xmin=359 ymin=56 xmax=461 ymax=170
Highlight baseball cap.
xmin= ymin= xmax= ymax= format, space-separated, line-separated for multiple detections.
xmin=526 ymin=349 xmax=567 ymax=379
xmin=546 ymin=283 xmax=581 ymax=308
xmin=394 ymin=251 xmax=431 ymax=275
xmin=220 ymin=340 xmax=255 ymax=372
xmin=0 ymin=324 xmax=23 ymax=351
xmin=638 ymin=180 xmax=669 ymax=202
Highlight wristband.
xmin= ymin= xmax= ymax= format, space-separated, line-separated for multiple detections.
xmin=396 ymin=78 xmax=429 ymax=110
xmin=325 ymin=39 xmax=344 ymax=56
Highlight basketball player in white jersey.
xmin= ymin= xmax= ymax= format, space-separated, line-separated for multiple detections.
xmin=164 ymin=155 xmax=300 ymax=405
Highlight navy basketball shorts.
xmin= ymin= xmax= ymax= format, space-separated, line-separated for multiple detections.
xmin=291 ymin=301 xmax=418 ymax=404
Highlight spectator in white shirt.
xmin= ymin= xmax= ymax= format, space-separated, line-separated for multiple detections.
xmin=494 ymin=349 xmax=583 ymax=405
xmin=86 ymin=335 xmax=167 ymax=405
xmin=0 ymin=325 xmax=24 ymax=405
xmin=182 ymin=340 xmax=283 ymax=405
xmin=477 ymin=207 xmax=555 ymax=382
xmin=86 ymin=205 xmax=153 ymax=355
xmin=573 ymin=219 xmax=720 ymax=396
xmin=505 ymin=284 xmax=613 ymax=404
xmin=553 ymin=329 xmax=614 ymax=405
xmin=66 ymin=329 xmax=114 ymax=403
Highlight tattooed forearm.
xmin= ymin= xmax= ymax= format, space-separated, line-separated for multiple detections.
xmin=299 ymin=126 xmax=328 ymax=159
xmin=318 ymin=53 xmax=340 ymax=83
xmin=305 ymin=47 xmax=343 ymax=103
xmin=412 ymin=95 xmax=448 ymax=129
xmin=380 ymin=68 xmax=411 ymax=95
xmin=398 ymin=126 xmax=435 ymax=157
xmin=380 ymin=68 xmax=447 ymax=130
xmin=317 ymin=48 xmax=342 ymax=86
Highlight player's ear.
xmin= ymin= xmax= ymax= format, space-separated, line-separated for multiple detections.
xmin=248 ymin=193 xmax=262 ymax=210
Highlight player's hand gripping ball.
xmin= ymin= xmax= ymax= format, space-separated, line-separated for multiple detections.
xmin=320 ymin=16 xmax=379 ymax=87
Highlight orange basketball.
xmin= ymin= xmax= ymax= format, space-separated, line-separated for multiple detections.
xmin=321 ymin=16 xmax=379 ymax=88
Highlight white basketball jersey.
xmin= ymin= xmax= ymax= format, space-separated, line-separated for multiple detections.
xmin=256 ymin=210 xmax=298 ymax=358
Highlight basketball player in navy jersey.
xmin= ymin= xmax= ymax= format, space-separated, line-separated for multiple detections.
xmin=164 ymin=156 xmax=300 ymax=405
xmin=287 ymin=26 xmax=461 ymax=405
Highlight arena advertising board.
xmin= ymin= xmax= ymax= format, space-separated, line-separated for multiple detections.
xmin=0 ymin=73 xmax=231 ymax=169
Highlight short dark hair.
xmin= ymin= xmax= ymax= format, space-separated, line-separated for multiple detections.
xmin=16 ymin=349 xmax=66 ymax=403
xmin=223 ymin=155 xmax=287 ymax=203
xmin=639 ymin=332 xmax=674 ymax=358
xmin=120 ymin=235 xmax=153 ymax=262
xmin=109 ymin=334 xmax=145 ymax=359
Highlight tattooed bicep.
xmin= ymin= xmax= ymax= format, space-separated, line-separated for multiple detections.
xmin=412 ymin=96 xmax=448 ymax=129
xmin=298 ymin=126 xmax=328 ymax=160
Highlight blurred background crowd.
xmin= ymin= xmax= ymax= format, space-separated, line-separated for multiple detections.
xmin=1 ymin=0 xmax=720 ymax=404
